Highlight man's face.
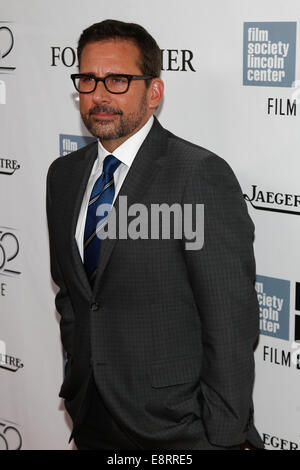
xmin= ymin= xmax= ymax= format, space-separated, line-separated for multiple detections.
xmin=79 ymin=39 xmax=158 ymax=151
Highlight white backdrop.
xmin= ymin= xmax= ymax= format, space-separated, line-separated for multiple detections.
xmin=1 ymin=0 xmax=300 ymax=450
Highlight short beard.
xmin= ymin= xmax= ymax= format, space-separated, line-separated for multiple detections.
xmin=81 ymin=93 xmax=148 ymax=141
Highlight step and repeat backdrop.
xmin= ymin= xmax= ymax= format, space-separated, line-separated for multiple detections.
xmin=1 ymin=0 xmax=300 ymax=450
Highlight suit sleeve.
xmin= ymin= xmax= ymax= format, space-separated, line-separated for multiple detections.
xmin=182 ymin=154 xmax=259 ymax=447
xmin=46 ymin=163 xmax=75 ymax=359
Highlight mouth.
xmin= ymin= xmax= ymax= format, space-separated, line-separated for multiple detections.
xmin=91 ymin=111 xmax=118 ymax=120
xmin=90 ymin=107 xmax=122 ymax=121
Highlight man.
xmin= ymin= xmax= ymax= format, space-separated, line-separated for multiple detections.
xmin=46 ymin=19 xmax=263 ymax=450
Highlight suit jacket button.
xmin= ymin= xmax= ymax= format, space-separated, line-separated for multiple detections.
xmin=90 ymin=302 xmax=99 ymax=311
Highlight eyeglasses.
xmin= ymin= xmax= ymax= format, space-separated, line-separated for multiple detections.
xmin=71 ymin=73 xmax=154 ymax=94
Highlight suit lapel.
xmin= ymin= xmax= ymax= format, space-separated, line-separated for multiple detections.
xmin=92 ymin=118 xmax=169 ymax=293
xmin=68 ymin=142 xmax=98 ymax=300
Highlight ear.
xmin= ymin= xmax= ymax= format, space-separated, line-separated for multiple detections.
xmin=148 ymin=78 xmax=164 ymax=110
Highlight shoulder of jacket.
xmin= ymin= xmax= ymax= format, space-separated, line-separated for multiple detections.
xmin=47 ymin=140 xmax=97 ymax=175
xmin=166 ymin=128 xmax=226 ymax=167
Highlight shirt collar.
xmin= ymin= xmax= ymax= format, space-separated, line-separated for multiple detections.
xmin=96 ymin=115 xmax=154 ymax=171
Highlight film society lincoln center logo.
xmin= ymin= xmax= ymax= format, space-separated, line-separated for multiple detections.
xmin=256 ymin=275 xmax=300 ymax=343
xmin=243 ymin=22 xmax=297 ymax=87
xmin=256 ymin=275 xmax=290 ymax=340
xmin=59 ymin=134 xmax=96 ymax=156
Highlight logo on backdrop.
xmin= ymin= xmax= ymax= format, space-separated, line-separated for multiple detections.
xmin=243 ymin=22 xmax=297 ymax=87
xmin=0 ymin=23 xmax=16 ymax=72
xmin=51 ymin=46 xmax=196 ymax=71
xmin=0 ymin=340 xmax=24 ymax=373
xmin=0 ymin=419 xmax=22 ymax=450
xmin=243 ymin=185 xmax=300 ymax=216
xmin=256 ymin=275 xmax=290 ymax=340
xmin=0 ymin=227 xmax=21 ymax=279
xmin=267 ymin=97 xmax=297 ymax=116
xmin=161 ymin=49 xmax=196 ymax=71
xmin=0 ymin=158 xmax=20 ymax=175
xmin=0 ymin=226 xmax=21 ymax=296
xmin=0 ymin=227 xmax=21 ymax=298
xmin=59 ymin=134 xmax=96 ymax=156
xmin=256 ymin=276 xmax=300 ymax=370
xmin=262 ymin=432 xmax=299 ymax=450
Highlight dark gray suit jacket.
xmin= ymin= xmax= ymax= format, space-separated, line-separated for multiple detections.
xmin=46 ymin=117 xmax=264 ymax=449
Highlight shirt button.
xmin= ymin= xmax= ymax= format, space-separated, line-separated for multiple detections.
xmin=90 ymin=302 xmax=100 ymax=311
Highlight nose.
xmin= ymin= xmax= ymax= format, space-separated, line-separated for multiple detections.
xmin=91 ymin=80 xmax=111 ymax=103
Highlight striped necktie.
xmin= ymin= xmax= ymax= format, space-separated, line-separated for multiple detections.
xmin=84 ymin=154 xmax=121 ymax=286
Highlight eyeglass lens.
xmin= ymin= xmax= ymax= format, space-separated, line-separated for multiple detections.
xmin=75 ymin=75 xmax=129 ymax=93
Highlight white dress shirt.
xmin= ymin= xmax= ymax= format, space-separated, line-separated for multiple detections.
xmin=75 ymin=115 xmax=154 ymax=260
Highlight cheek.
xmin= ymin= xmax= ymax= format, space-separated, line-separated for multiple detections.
xmin=120 ymin=91 xmax=146 ymax=114
xmin=79 ymin=95 xmax=92 ymax=113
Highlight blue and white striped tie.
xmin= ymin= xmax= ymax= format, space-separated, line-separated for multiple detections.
xmin=84 ymin=154 xmax=121 ymax=286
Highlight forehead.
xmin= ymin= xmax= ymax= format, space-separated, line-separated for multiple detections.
xmin=80 ymin=39 xmax=142 ymax=73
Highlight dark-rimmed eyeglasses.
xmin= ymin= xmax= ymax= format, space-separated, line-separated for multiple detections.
xmin=70 ymin=73 xmax=155 ymax=94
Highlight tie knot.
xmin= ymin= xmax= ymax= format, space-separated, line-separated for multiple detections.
xmin=103 ymin=154 xmax=121 ymax=179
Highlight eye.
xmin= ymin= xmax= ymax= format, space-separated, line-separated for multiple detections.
xmin=81 ymin=75 xmax=95 ymax=83
xmin=110 ymin=76 xmax=127 ymax=84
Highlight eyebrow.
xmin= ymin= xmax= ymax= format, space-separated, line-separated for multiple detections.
xmin=79 ymin=71 xmax=127 ymax=77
